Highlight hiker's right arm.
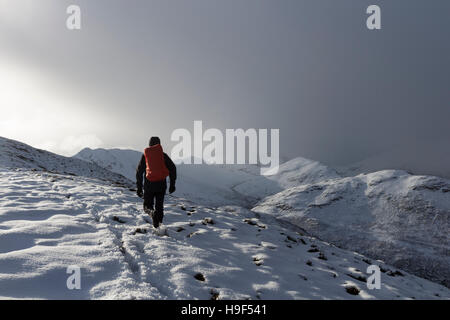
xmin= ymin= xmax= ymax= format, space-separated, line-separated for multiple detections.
xmin=136 ymin=154 xmax=146 ymax=193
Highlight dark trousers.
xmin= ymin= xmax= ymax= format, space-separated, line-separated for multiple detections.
xmin=143 ymin=191 xmax=165 ymax=228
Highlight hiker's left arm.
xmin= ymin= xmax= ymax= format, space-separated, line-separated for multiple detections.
xmin=164 ymin=153 xmax=177 ymax=186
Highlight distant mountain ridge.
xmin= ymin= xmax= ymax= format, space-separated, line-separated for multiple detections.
xmin=0 ymin=137 xmax=132 ymax=188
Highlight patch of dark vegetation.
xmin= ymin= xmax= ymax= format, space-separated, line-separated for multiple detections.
xmin=387 ymin=270 xmax=404 ymax=277
xmin=176 ymin=227 xmax=185 ymax=232
xmin=286 ymin=235 xmax=297 ymax=243
xmin=308 ymin=196 xmax=343 ymax=209
xmin=276 ymin=203 xmax=293 ymax=211
xmin=133 ymin=228 xmax=147 ymax=235
xmin=308 ymin=248 xmax=319 ymax=253
xmin=202 ymin=218 xmax=215 ymax=225
xmin=17 ymin=155 xmax=34 ymax=162
xmin=318 ymin=252 xmax=328 ymax=260
xmin=305 ymin=185 xmax=324 ymax=192
xmin=210 ymin=289 xmax=220 ymax=300
xmin=306 ymin=260 xmax=313 ymax=266
xmin=298 ymin=274 xmax=308 ymax=281
xmin=243 ymin=219 xmax=257 ymax=226
xmin=346 ymin=273 xmax=367 ymax=283
xmin=412 ymin=180 xmax=450 ymax=193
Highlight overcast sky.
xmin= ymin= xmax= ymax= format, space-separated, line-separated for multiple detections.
xmin=0 ymin=0 xmax=449 ymax=166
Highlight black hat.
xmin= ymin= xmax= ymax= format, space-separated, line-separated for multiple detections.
xmin=149 ymin=136 xmax=161 ymax=146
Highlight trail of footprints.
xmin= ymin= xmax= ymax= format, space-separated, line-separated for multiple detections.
xmin=99 ymin=196 xmax=413 ymax=299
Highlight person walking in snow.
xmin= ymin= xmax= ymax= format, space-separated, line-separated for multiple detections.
xmin=136 ymin=136 xmax=177 ymax=228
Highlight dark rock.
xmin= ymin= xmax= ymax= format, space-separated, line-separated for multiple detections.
xmin=210 ymin=289 xmax=220 ymax=300
xmin=345 ymin=286 xmax=360 ymax=295
xmin=194 ymin=273 xmax=205 ymax=281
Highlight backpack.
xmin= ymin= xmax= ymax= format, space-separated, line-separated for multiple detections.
xmin=144 ymin=144 xmax=169 ymax=182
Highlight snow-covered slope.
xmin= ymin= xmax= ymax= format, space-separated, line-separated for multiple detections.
xmin=74 ymin=147 xmax=142 ymax=185
xmin=1 ymin=167 xmax=449 ymax=299
xmin=0 ymin=137 xmax=131 ymax=188
xmin=253 ymin=170 xmax=450 ymax=287
xmin=74 ymin=148 xmax=338 ymax=207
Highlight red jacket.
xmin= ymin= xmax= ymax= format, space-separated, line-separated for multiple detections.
xmin=144 ymin=144 xmax=169 ymax=182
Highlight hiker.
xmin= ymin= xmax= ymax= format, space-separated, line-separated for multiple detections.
xmin=136 ymin=136 xmax=177 ymax=228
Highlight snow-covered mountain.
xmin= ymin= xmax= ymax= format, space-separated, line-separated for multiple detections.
xmin=1 ymin=166 xmax=449 ymax=299
xmin=0 ymin=137 xmax=132 ymax=188
xmin=73 ymin=148 xmax=338 ymax=207
xmin=74 ymin=147 xmax=142 ymax=184
xmin=253 ymin=169 xmax=450 ymax=287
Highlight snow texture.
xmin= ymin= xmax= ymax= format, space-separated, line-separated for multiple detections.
xmin=254 ymin=170 xmax=450 ymax=287
xmin=1 ymin=168 xmax=449 ymax=299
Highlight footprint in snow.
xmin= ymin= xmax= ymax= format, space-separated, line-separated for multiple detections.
xmin=132 ymin=228 xmax=147 ymax=235
xmin=112 ymin=216 xmax=126 ymax=224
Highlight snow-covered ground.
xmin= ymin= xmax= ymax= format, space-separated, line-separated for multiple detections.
xmin=253 ymin=170 xmax=450 ymax=287
xmin=1 ymin=137 xmax=449 ymax=299
xmin=1 ymin=168 xmax=449 ymax=299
